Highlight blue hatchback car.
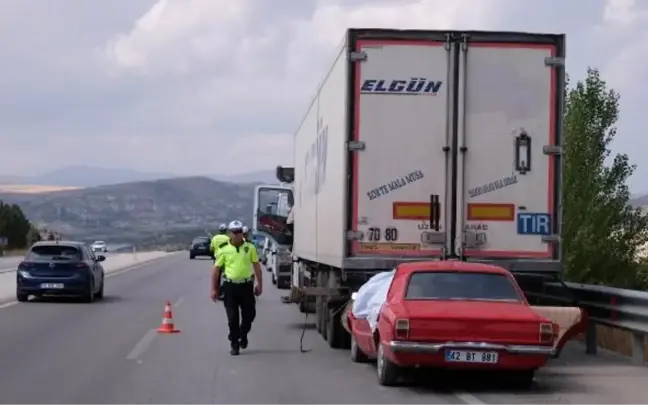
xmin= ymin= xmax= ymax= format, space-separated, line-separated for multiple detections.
xmin=16 ymin=241 xmax=106 ymax=303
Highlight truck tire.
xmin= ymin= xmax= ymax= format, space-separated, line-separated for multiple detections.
xmin=316 ymin=297 xmax=323 ymax=334
xmin=326 ymin=307 xmax=343 ymax=349
xmin=320 ymin=301 xmax=329 ymax=341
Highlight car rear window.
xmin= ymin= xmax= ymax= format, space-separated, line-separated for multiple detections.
xmin=405 ymin=271 xmax=522 ymax=302
xmin=27 ymin=245 xmax=82 ymax=261
xmin=193 ymin=237 xmax=209 ymax=243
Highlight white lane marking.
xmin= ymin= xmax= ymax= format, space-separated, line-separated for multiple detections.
xmin=126 ymin=329 xmax=158 ymax=360
xmin=455 ymin=392 xmax=486 ymax=404
xmin=0 ymin=255 xmax=173 ymax=310
xmin=0 ymin=301 xmax=17 ymax=309
xmin=105 ymin=258 xmax=165 ymax=279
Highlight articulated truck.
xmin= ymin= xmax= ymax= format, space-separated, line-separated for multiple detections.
xmin=253 ymin=28 xmax=566 ymax=348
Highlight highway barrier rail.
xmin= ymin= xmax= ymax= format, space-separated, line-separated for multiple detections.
xmin=519 ymin=274 xmax=648 ymax=365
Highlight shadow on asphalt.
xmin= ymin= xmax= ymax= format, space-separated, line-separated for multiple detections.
xmin=29 ymin=295 xmax=124 ymax=304
xmin=351 ymin=364 xmax=592 ymax=395
xmin=286 ymin=321 xmax=317 ymax=330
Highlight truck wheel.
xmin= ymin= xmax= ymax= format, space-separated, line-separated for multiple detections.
xmin=351 ymin=334 xmax=370 ymax=363
xmin=299 ymin=299 xmax=308 ymax=313
xmin=326 ymin=308 xmax=342 ymax=349
xmin=320 ymin=302 xmax=329 ymax=341
xmin=376 ymin=343 xmax=400 ymax=386
xmin=278 ymin=277 xmax=290 ymax=290
xmin=316 ymin=297 xmax=324 ymax=334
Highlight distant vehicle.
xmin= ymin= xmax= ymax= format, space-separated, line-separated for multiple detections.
xmin=190 ymin=236 xmax=212 ymax=260
xmin=346 ymin=261 xmax=585 ymax=387
xmin=91 ymin=241 xmax=107 ymax=253
xmin=16 ymin=241 xmax=106 ymax=303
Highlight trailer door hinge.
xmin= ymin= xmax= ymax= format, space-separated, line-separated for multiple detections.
xmin=346 ymin=230 xmax=364 ymax=241
xmin=543 ymin=145 xmax=562 ymax=155
xmin=349 ymin=51 xmax=367 ymax=62
xmin=348 ymin=141 xmax=366 ymax=151
xmin=544 ymin=56 xmax=564 ymax=67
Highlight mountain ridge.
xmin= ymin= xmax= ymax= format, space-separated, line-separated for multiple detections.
xmin=0 ymin=165 xmax=277 ymax=187
xmin=0 ymin=176 xmax=259 ymax=244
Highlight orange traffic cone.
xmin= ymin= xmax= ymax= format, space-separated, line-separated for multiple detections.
xmin=157 ymin=301 xmax=180 ymax=333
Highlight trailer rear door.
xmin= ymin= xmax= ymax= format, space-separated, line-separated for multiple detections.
xmin=350 ymin=37 xmax=452 ymax=257
xmin=456 ymin=34 xmax=563 ymax=259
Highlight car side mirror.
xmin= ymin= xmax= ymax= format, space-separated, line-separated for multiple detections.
xmin=351 ymin=292 xmax=358 ymax=301
xmin=96 ymin=255 xmax=106 ymax=262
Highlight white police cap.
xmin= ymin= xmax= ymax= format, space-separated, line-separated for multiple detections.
xmin=218 ymin=223 xmax=227 ymax=231
xmin=228 ymin=220 xmax=244 ymax=231
xmin=242 ymin=226 xmax=249 ymax=233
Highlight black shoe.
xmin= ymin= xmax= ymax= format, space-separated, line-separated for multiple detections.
xmin=230 ymin=345 xmax=240 ymax=356
xmin=240 ymin=337 xmax=248 ymax=349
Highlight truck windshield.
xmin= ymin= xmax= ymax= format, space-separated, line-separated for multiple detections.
xmin=405 ymin=271 xmax=522 ymax=302
xmin=256 ymin=187 xmax=293 ymax=246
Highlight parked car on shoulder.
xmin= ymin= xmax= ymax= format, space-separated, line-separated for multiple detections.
xmin=190 ymin=236 xmax=212 ymax=260
xmin=346 ymin=260 xmax=586 ymax=387
xmin=16 ymin=241 xmax=106 ymax=303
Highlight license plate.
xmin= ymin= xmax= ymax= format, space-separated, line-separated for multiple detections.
xmin=40 ymin=283 xmax=64 ymax=289
xmin=445 ymin=350 xmax=498 ymax=364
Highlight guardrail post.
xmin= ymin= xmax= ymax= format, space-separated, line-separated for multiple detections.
xmin=585 ymin=322 xmax=598 ymax=355
xmin=630 ymin=332 xmax=646 ymax=365
xmin=132 ymin=246 xmax=137 ymax=262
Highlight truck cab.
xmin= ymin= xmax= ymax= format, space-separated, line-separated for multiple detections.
xmin=253 ymin=168 xmax=295 ymax=289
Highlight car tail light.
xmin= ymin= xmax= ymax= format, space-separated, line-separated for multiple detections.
xmin=395 ymin=318 xmax=409 ymax=339
xmin=539 ymin=322 xmax=554 ymax=343
xmin=76 ymin=262 xmax=89 ymax=269
xmin=18 ymin=261 xmax=34 ymax=270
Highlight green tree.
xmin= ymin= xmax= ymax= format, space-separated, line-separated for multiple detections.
xmin=0 ymin=201 xmax=32 ymax=250
xmin=562 ymin=68 xmax=648 ymax=288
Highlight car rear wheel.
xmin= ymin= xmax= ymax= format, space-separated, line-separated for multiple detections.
xmin=16 ymin=292 xmax=28 ymax=302
xmin=95 ymin=278 xmax=104 ymax=299
xmin=189 ymin=254 xmax=195 ymax=260
xmin=377 ymin=343 xmax=400 ymax=386
xmin=350 ymin=335 xmax=370 ymax=363
xmin=81 ymin=282 xmax=94 ymax=303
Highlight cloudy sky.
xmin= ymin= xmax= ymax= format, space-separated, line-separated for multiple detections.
xmin=0 ymin=0 xmax=647 ymax=189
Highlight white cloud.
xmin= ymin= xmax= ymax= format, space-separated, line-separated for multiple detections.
xmin=0 ymin=0 xmax=647 ymax=191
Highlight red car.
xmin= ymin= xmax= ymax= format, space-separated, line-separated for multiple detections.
xmin=346 ymin=260 xmax=586 ymax=387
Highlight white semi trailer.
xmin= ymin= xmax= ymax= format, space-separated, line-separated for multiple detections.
xmin=254 ymin=28 xmax=565 ymax=348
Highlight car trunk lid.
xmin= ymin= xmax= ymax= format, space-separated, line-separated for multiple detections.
xmin=404 ymin=300 xmax=546 ymax=345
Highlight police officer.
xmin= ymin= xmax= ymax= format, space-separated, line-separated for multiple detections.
xmin=210 ymin=223 xmax=229 ymax=259
xmin=212 ymin=220 xmax=263 ymax=355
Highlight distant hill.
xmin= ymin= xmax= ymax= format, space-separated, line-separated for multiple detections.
xmin=0 ymin=165 xmax=276 ymax=187
xmin=630 ymin=194 xmax=648 ymax=208
xmin=0 ymin=176 xmax=258 ymax=244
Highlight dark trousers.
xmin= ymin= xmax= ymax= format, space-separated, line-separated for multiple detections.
xmin=222 ymin=281 xmax=256 ymax=346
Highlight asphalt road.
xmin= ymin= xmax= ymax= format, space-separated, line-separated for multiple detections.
xmin=0 ymin=254 xmax=646 ymax=404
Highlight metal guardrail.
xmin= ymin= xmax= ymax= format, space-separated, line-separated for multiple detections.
xmin=520 ymin=274 xmax=648 ymax=365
